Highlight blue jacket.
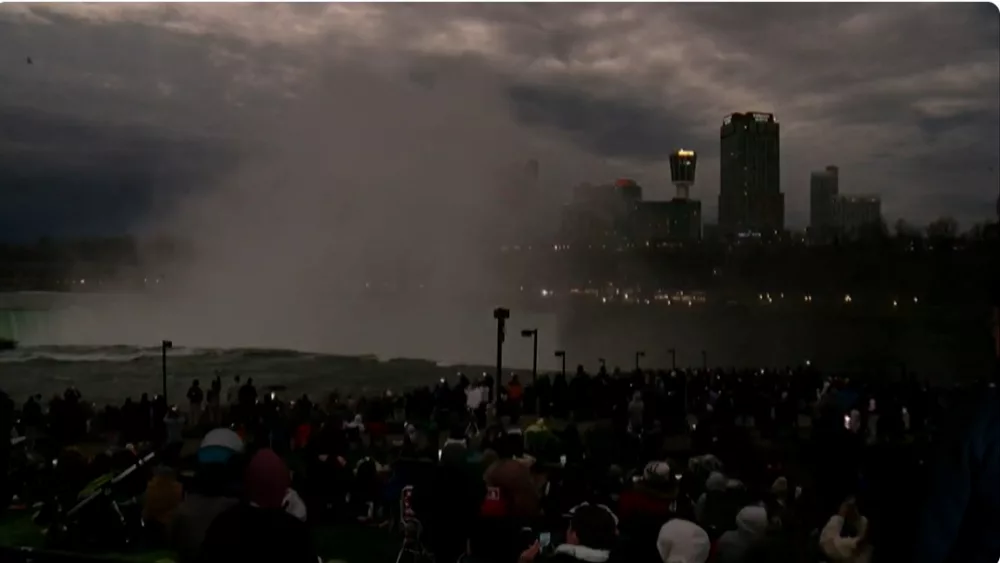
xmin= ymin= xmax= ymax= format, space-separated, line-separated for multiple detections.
xmin=910 ymin=383 xmax=1000 ymax=563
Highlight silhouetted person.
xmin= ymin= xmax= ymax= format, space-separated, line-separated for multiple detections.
xmin=187 ymin=380 xmax=203 ymax=427
xmin=238 ymin=378 xmax=257 ymax=406
xmin=906 ymin=284 xmax=1000 ymax=563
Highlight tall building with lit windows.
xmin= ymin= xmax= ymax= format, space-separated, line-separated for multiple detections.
xmin=718 ymin=112 xmax=783 ymax=237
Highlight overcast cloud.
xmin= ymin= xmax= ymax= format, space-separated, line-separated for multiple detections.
xmin=0 ymin=2 xmax=998 ymax=237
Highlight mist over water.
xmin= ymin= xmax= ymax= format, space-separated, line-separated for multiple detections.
xmin=35 ymin=62 xmax=567 ymax=368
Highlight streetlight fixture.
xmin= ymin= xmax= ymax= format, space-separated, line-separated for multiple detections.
xmin=554 ymin=350 xmax=566 ymax=378
xmin=492 ymin=307 xmax=510 ymax=406
xmin=635 ymin=350 xmax=645 ymax=372
xmin=520 ymin=329 xmax=538 ymax=386
xmin=161 ymin=339 xmax=173 ymax=402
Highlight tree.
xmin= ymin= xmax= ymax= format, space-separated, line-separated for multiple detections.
xmin=926 ymin=216 xmax=959 ymax=240
xmin=858 ymin=218 xmax=890 ymax=244
xmin=964 ymin=222 xmax=990 ymax=242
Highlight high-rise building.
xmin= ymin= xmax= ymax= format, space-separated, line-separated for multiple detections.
xmin=809 ymin=165 xmax=840 ymax=240
xmin=718 ymin=112 xmax=783 ymax=237
xmin=836 ymin=195 xmax=882 ymax=237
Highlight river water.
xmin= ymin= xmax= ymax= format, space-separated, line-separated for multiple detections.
xmin=0 ymin=292 xmax=994 ymax=404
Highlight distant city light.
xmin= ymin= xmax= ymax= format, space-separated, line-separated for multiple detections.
xmin=844 ymin=294 xmax=853 ymax=303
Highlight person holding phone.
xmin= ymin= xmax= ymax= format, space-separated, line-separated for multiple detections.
xmin=519 ymin=503 xmax=618 ymax=563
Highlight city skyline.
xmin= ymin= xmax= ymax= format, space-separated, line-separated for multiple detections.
xmin=0 ymin=3 xmax=998 ymax=241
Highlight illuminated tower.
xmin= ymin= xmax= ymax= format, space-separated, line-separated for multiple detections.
xmin=669 ymin=149 xmax=697 ymax=200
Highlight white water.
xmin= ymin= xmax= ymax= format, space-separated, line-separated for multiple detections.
xmin=0 ymin=291 xmax=559 ymax=371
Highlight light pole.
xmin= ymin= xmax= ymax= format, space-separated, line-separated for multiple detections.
xmin=635 ymin=350 xmax=645 ymax=372
xmin=520 ymin=329 xmax=538 ymax=386
xmin=554 ymin=350 xmax=566 ymax=378
xmin=701 ymin=349 xmax=708 ymax=371
xmin=668 ymin=348 xmax=677 ymax=370
xmin=161 ymin=339 xmax=173 ymax=403
xmin=598 ymin=357 xmax=606 ymax=371
xmin=493 ymin=308 xmax=510 ymax=406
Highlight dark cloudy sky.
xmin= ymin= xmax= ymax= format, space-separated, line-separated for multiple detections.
xmin=1 ymin=2 xmax=998 ymax=240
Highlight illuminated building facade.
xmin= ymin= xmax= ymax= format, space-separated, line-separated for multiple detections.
xmin=718 ymin=112 xmax=783 ymax=237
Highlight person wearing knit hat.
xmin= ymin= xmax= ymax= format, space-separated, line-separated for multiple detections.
xmin=169 ymin=428 xmax=245 ymax=563
xmin=199 ymin=449 xmax=317 ymax=563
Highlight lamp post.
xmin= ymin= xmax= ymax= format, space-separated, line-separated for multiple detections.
xmin=598 ymin=357 xmax=606 ymax=372
xmin=161 ymin=339 xmax=173 ymax=403
xmin=493 ymin=308 xmax=510 ymax=406
xmin=520 ymin=329 xmax=538 ymax=386
xmin=554 ymin=350 xmax=566 ymax=378
xmin=668 ymin=348 xmax=677 ymax=370
xmin=634 ymin=350 xmax=645 ymax=372
xmin=701 ymin=349 xmax=708 ymax=371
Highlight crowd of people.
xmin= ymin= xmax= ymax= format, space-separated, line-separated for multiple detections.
xmin=0 ymin=339 xmax=997 ymax=563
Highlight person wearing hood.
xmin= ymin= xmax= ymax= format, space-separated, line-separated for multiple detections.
xmin=520 ymin=503 xmax=619 ymax=563
xmin=483 ymin=433 xmax=541 ymax=521
xmin=656 ymin=517 xmax=711 ymax=563
xmin=714 ymin=505 xmax=768 ymax=563
xmin=693 ymin=471 xmax=728 ymax=527
xmin=418 ymin=429 xmax=486 ymax=563
xmin=819 ymin=497 xmax=870 ymax=563
xmin=619 ymin=461 xmax=679 ymax=528
xmin=440 ymin=425 xmax=470 ymax=465
xmin=743 ymin=495 xmax=798 ymax=563
xmin=171 ymin=428 xmax=245 ymax=563
xmin=142 ymin=466 xmax=184 ymax=544
xmin=525 ymin=418 xmax=560 ymax=462
xmin=199 ymin=449 xmax=317 ymax=563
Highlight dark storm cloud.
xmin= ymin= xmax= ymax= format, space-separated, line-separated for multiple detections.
xmin=507 ymin=83 xmax=713 ymax=162
xmin=0 ymin=2 xmax=997 ymax=233
xmin=0 ymin=106 xmax=237 ymax=239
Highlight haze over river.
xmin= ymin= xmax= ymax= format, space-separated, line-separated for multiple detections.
xmin=0 ymin=291 xmax=993 ymax=403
